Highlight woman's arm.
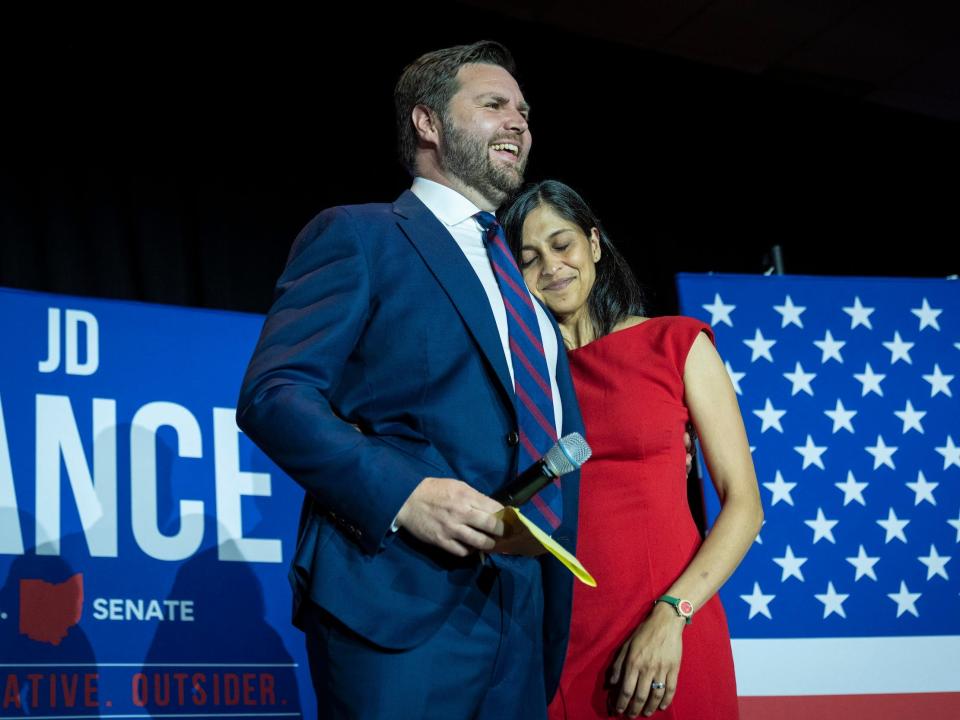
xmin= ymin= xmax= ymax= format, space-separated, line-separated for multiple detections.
xmin=667 ymin=329 xmax=764 ymax=610
xmin=610 ymin=329 xmax=763 ymax=717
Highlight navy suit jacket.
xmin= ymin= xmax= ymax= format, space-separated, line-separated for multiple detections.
xmin=237 ymin=190 xmax=583 ymax=699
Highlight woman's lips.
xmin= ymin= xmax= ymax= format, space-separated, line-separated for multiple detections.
xmin=543 ymin=277 xmax=574 ymax=292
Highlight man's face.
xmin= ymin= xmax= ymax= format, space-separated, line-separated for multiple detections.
xmin=438 ymin=63 xmax=531 ymax=207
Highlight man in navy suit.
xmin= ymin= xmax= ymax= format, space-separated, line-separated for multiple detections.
xmin=237 ymin=41 xmax=583 ymax=718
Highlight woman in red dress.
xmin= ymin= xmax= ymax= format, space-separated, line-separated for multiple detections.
xmin=502 ymin=181 xmax=763 ymax=719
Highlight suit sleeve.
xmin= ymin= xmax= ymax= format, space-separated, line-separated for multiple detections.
xmin=236 ymin=206 xmax=435 ymax=555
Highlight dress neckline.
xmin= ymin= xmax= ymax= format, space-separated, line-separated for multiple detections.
xmin=568 ymin=316 xmax=662 ymax=355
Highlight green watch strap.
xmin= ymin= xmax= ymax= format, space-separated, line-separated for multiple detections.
xmin=655 ymin=594 xmax=693 ymax=624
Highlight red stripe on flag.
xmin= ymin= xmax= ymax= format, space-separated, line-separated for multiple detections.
xmin=517 ymin=385 xmax=559 ymax=441
xmin=739 ymin=692 xmax=960 ymax=720
xmin=510 ymin=337 xmax=553 ymax=398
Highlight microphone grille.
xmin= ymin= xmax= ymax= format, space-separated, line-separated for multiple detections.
xmin=544 ymin=432 xmax=592 ymax=476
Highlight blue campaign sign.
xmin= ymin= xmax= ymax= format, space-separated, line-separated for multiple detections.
xmin=0 ymin=287 xmax=316 ymax=718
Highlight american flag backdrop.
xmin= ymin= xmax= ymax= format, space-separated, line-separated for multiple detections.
xmin=676 ymin=273 xmax=960 ymax=720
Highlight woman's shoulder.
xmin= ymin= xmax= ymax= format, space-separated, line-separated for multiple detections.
xmin=581 ymin=316 xmax=715 ymax=364
xmin=618 ymin=316 xmax=716 ymax=375
xmin=610 ymin=315 xmax=652 ymax=333
xmin=612 ymin=315 xmax=713 ymax=341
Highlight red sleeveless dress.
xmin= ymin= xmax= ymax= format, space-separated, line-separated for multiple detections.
xmin=549 ymin=316 xmax=739 ymax=720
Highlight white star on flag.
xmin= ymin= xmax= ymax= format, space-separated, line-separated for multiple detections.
xmin=877 ymin=507 xmax=909 ymax=544
xmin=835 ymin=470 xmax=868 ymax=506
xmin=794 ymin=435 xmax=827 ymax=469
xmin=948 ymin=510 xmax=960 ymax=542
xmin=887 ymin=581 xmax=921 ymax=618
xmin=865 ymin=435 xmax=898 ymax=470
xmin=813 ymin=330 xmax=846 ymax=363
xmin=724 ymin=361 xmax=745 ymax=395
xmin=774 ymin=295 xmax=806 ymax=328
xmin=846 ymin=545 xmax=880 ymax=581
xmin=882 ymin=331 xmax=915 ymax=364
xmin=773 ymin=545 xmax=808 ymax=582
xmin=753 ymin=398 xmax=786 ymax=433
xmin=740 ymin=582 xmax=775 ymax=619
xmin=763 ymin=470 xmax=797 ymax=506
xmin=894 ymin=400 xmax=926 ymax=434
xmin=923 ymin=364 xmax=954 ymax=398
xmin=854 ymin=363 xmax=886 ymax=397
xmin=918 ymin=545 xmax=950 ymax=580
xmin=804 ymin=507 xmax=838 ymax=544
xmin=935 ymin=436 xmax=960 ymax=470
xmin=911 ymin=298 xmax=942 ymax=331
xmin=906 ymin=471 xmax=938 ymax=506
xmin=703 ymin=293 xmax=736 ymax=327
xmin=783 ymin=362 xmax=816 ymax=396
xmin=824 ymin=399 xmax=857 ymax=433
xmin=744 ymin=329 xmax=776 ymax=362
xmin=815 ymin=582 xmax=849 ymax=619
xmin=843 ymin=297 xmax=875 ymax=330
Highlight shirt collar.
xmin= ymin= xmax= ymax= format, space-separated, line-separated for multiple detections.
xmin=411 ymin=177 xmax=483 ymax=228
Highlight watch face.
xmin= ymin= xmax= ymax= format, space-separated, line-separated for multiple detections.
xmin=679 ymin=600 xmax=694 ymax=616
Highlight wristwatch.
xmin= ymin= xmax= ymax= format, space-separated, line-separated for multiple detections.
xmin=655 ymin=594 xmax=694 ymax=624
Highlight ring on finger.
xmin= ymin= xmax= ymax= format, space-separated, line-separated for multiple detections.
xmin=650 ymin=681 xmax=665 ymax=690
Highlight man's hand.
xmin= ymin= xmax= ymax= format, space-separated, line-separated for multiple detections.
xmin=683 ymin=424 xmax=696 ymax=476
xmin=395 ymin=477 xmax=505 ymax=557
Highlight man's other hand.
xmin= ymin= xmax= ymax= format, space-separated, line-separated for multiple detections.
xmin=396 ymin=477 xmax=505 ymax=556
xmin=683 ymin=424 xmax=696 ymax=476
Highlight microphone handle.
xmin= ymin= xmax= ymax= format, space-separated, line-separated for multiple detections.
xmin=494 ymin=459 xmax=555 ymax=506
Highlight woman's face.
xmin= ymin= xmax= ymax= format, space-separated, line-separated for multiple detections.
xmin=518 ymin=203 xmax=601 ymax=321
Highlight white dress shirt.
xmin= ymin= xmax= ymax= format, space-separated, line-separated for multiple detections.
xmin=411 ymin=177 xmax=563 ymax=434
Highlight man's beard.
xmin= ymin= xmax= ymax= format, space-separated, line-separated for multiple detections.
xmin=440 ymin=117 xmax=526 ymax=206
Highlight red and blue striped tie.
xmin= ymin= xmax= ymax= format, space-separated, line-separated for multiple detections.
xmin=475 ymin=211 xmax=562 ymax=533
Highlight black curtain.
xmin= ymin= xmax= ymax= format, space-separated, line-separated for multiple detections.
xmin=2 ymin=5 xmax=955 ymax=315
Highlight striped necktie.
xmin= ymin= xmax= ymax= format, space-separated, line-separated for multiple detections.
xmin=475 ymin=211 xmax=562 ymax=533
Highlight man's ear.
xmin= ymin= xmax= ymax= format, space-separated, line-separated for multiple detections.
xmin=411 ymin=105 xmax=441 ymax=147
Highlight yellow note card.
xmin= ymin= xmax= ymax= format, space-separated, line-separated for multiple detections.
xmin=498 ymin=507 xmax=597 ymax=587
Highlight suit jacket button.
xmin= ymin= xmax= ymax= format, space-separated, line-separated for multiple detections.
xmin=506 ymin=431 xmax=520 ymax=447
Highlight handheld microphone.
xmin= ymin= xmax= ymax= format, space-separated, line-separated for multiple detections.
xmin=494 ymin=432 xmax=592 ymax=506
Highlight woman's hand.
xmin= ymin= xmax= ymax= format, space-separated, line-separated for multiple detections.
xmin=608 ymin=602 xmax=685 ymax=717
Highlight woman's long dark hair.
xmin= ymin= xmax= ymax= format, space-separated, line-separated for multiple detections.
xmin=500 ymin=180 xmax=646 ymax=339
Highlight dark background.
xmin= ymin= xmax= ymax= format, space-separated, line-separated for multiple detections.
xmin=2 ymin=3 xmax=957 ymax=316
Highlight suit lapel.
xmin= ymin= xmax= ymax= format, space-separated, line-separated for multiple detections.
xmin=393 ymin=190 xmax=515 ymax=406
